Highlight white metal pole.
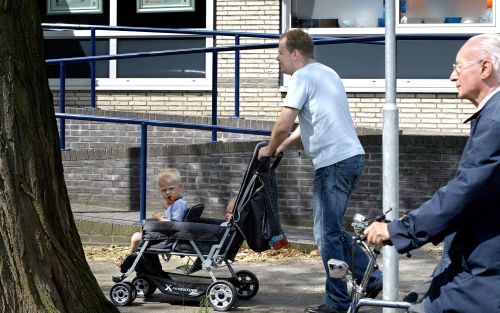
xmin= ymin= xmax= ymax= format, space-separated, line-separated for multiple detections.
xmin=383 ymin=1 xmax=400 ymax=312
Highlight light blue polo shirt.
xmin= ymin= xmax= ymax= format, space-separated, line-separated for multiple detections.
xmin=164 ymin=197 xmax=188 ymax=221
xmin=284 ymin=61 xmax=364 ymax=170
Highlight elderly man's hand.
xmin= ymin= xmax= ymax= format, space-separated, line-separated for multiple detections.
xmin=363 ymin=221 xmax=391 ymax=246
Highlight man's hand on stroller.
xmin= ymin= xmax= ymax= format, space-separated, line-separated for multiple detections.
xmin=364 ymin=222 xmax=391 ymax=246
xmin=258 ymin=146 xmax=274 ymax=160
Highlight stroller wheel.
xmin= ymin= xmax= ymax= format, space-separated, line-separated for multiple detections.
xmin=124 ymin=281 xmax=137 ymax=301
xmin=235 ymin=270 xmax=259 ymax=299
xmin=132 ymin=276 xmax=157 ymax=298
xmin=206 ymin=281 xmax=237 ymax=311
xmin=109 ymin=282 xmax=135 ymax=306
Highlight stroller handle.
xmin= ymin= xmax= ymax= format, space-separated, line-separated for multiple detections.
xmin=256 ymin=152 xmax=283 ymax=172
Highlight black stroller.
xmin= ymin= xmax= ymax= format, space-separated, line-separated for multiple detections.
xmin=109 ymin=141 xmax=288 ymax=311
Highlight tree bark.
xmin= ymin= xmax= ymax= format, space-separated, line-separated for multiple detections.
xmin=0 ymin=1 xmax=119 ymax=312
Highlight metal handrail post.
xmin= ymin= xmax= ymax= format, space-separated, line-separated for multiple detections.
xmin=234 ymin=35 xmax=240 ymax=118
xmin=140 ymin=123 xmax=147 ymax=222
xmin=59 ymin=62 xmax=66 ymax=150
xmin=211 ymin=38 xmax=218 ymax=142
xmin=90 ymin=28 xmax=96 ymax=109
xmin=43 ymin=23 xmax=376 ymax=41
xmin=45 ymin=36 xmax=387 ymax=65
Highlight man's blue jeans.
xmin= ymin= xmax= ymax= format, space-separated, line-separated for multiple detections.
xmin=313 ymin=154 xmax=383 ymax=311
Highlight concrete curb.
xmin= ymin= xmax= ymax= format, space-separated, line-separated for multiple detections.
xmin=76 ymin=220 xmax=140 ymax=246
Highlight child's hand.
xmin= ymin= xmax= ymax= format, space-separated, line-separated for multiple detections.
xmin=152 ymin=212 xmax=166 ymax=221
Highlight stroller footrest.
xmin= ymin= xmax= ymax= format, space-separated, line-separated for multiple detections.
xmin=112 ymin=275 xmax=125 ymax=283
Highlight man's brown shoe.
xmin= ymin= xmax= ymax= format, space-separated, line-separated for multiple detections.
xmin=304 ymin=303 xmax=347 ymax=313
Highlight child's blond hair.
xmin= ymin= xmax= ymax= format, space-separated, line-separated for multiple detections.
xmin=157 ymin=168 xmax=182 ymax=187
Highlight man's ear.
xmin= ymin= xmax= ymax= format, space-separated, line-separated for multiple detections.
xmin=480 ymin=59 xmax=494 ymax=79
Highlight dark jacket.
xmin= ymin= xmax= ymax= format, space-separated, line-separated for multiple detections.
xmin=236 ymin=157 xmax=288 ymax=252
xmin=388 ymin=91 xmax=500 ymax=313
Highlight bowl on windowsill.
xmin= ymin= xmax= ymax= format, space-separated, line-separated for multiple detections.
xmin=338 ymin=16 xmax=355 ymax=28
xmin=355 ymin=17 xmax=379 ymax=28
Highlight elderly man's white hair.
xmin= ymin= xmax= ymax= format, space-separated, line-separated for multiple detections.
xmin=472 ymin=33 xmax=500 ymax=72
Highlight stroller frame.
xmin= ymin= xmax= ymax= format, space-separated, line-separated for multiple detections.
xmin=109 ymin=141 xmax=284 ymax=311
xmin=110 ymin=220 xmax=253 ymax=311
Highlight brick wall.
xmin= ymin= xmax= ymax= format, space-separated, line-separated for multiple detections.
xmin=58 ymin=107 xmax=273 ymax=150
xmin=216 ymin=0 xmax=282 ymax=118
xmin=348 ymin=93 xmax=475 ymax=135
xmin=54 ymin=91 xmax=473 ymax=135
xmin=62 ymin=135 xmax=466 ymax=227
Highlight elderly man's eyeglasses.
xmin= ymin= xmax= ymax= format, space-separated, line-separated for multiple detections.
xmin=452 ymin=60 xmax=483 ymax=75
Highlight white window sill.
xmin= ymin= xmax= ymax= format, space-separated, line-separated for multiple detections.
xmin=279 ymin=79 xmax=457 ymax=93
xmin=49 ymin=78 xmax=211 ymax=91
xmin=306 ymin=24 xmax=498 ymax=36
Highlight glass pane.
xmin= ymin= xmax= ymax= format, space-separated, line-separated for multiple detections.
xmin=292 ymin=0 xmax=384 ymax=28
xmin=117 ymin=0 xmax=205 ymax=28
xmin=44 ymin=39 xmax=109 ymax=78
xmin=39 ymin=0 xmax=110 ymax=24
xmin=396 ymin=40 xmax=466 ymax=78
xmin=400 ymin=0 xmax=492 ymax=24
xmin=315 ymin=39 xmax=465 ymax=79
xmin=116 ymin=38 xmax=206 ymax=78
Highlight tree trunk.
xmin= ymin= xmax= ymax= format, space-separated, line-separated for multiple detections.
xmin=0 ymin=2 xmax=119 ymax=312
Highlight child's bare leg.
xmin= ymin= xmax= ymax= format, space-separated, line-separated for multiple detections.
xmin=129 ymin=232 xmax=142 ymax=254
xmin=115 ymin=231 xmax=142 ymax=267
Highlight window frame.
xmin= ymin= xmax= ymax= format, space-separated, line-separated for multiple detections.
xmin=45 ymin=0 xmax=214 ymax=91
xmin=282 ymin=0 xmax=499 ymax=93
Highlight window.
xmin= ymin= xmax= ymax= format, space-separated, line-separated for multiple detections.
xmin=42 ymin=0 xmax=213 ymax=91
xmin=283 ymin=0 xmax=498 ymax=92
xmin=44 ymin=39 xmax=110 ymax=78
xmin=291 ymin=0 xmax=384 ymax=29
xmin=400 ymin=0 xmax=492 ymax=25
xmin=116 ymin=38 xmax=206 ymax=78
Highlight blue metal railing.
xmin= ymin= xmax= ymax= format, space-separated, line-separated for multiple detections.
xmin=55 ymin=113 xmax=272 ymax=221
xmin=43 ymin=23 xmax=386 ymax=221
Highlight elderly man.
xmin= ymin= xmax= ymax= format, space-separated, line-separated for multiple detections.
xmin=364 ymin=34 xmax=500 ymax=313
xmin=258 ymin=29 xmax=382 ymax=313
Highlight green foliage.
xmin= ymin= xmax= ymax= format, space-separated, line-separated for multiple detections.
xmin=195 ymin=297 xmax=210 ymax=313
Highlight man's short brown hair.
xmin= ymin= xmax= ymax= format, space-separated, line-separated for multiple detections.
xmin=279 ymin=29 xmax=314 ymax=58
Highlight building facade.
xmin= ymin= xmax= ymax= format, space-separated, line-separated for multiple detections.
xmin=43 ymin=0 xmax=497 ymax=136
xmin=40 ymin=0 xmax=494 ymax=224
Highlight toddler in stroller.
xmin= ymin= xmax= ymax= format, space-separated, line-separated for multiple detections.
xmin=115 ymin=168 xmax=188 ymax=267
xmin=109 ymin=142 xmax=288 ymax=311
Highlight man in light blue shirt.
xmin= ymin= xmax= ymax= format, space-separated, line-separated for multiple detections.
xmin=258 ymin=29 xmax=382 ymax=313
